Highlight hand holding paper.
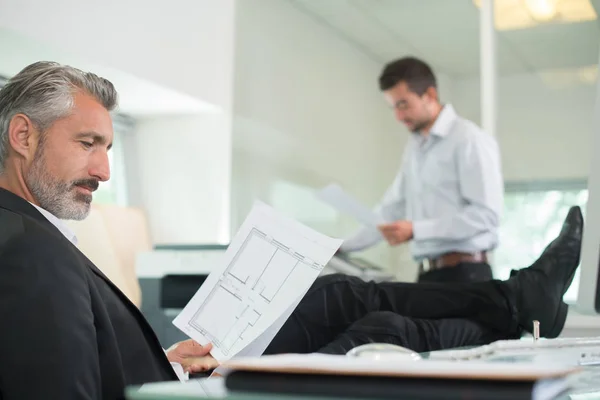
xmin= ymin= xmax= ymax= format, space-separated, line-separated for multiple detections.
xmin=378 ymin=220 xmax=413 ymax=245
xmin=166 ymin=340 xmax=219 ymax=373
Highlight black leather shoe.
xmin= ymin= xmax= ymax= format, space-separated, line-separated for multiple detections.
xmin=506 ymin=206 xmax=583 ymax=338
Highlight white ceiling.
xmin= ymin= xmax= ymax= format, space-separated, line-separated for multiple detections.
xmin=0 ymin=28 xmax=219 ymax=117
xmin=288 ymin=0 xmax=600 ymax=77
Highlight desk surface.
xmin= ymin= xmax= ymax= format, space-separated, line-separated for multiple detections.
xmin=126 ymin=342 xmax=600 ymax=400
xmin=126 ymin=368 xmax=600 ymax=400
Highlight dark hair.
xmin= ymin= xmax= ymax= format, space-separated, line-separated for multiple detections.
xmin=378 ymin=56 xmax=437 ymax=95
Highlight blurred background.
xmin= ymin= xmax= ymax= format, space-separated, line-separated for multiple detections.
xmin=0 ymin=0 xmax=597 ymax=341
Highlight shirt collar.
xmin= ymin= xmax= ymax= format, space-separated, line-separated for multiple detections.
xmin=428 ymin=104 xmax=458 ymax=138
xmin=29 ymin=203 xmax=78 ymax=245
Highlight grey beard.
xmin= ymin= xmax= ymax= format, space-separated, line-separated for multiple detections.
xmin=25 ymin=158 xmax=92 ymax=221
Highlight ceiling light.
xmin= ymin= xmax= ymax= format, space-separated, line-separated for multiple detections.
xmin=472 ymin=0 xmax=597 ymax=30
xmin=579 ymin=66 xmax=599 ymax=84
xmin=524 ymin=0 xmax=558 ymax=21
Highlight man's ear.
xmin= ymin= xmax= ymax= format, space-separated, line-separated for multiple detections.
xmin=8 ymin=114 xmax=38 ymax=162
xmin=425 ymin=86 xmax=439 ymax=103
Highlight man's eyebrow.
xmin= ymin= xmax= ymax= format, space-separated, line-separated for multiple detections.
xmin=75 ymin=132 xmax=113 ymax=150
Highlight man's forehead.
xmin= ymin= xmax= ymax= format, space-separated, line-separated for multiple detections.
xmin=48 ymin=108 xmax=114 ymax=149
xmin=67 ymin=94 xmax=114 ymax=127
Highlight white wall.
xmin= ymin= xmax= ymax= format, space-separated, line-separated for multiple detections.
xmin=0 ymin=0 xmax=236 ymax=245
xmin=232 ymin=0 xmax=398 ymax=269
xmin=0 ymin=0 xmax=235 ymax=109
xmin=451 ymin=71 xmax=597 ymax=182
xmin=231 ymin=0 xmax=453 ymax=279
xmin=0 ymin=28 xmax=217 ymax=117
xmin=126 ymin=114 xmax=231 ymax=245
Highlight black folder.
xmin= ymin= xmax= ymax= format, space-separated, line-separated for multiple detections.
xmin=225 ymin=370 xmax=566 ymax=400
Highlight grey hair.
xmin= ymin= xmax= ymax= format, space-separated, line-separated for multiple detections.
xmin=0 ymin=61 xmax=118 ymax=173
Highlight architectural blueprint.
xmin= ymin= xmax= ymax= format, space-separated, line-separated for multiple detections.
xmin=173 ymin=201 xmax=342 ymax=361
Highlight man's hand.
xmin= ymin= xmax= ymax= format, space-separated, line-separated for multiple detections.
xmin=166 ymin=340 xmax=219 ymax=373
xmin=378 ymin=220 xmax=413 ymax=245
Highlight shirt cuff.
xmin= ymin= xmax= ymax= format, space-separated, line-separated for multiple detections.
xmin=171 ymin=362 xmax=190 ymax=382
xmin=163 ymin=347 xmax=189 ymax=382
xmin=412 ymin=219 xmax=438 ymax=240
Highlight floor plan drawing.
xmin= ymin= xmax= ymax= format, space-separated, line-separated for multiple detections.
xmin=172 ymin=201 xmax=342 ymax=361
xmin=187 ymin=228 xmax=320 ymax=356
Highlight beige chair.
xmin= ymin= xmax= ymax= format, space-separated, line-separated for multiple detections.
xmin=67 ymin=204 xmax=151 ymax=308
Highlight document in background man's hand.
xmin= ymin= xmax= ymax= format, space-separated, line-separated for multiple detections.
xmin=316 ymin=183 xmax=384 ymax=227
xmin=173 ymin=201 xmax=342 ymax=362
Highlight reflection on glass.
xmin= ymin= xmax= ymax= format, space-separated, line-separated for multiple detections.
xmin=495 ymin=188 xmax=588 ymax=302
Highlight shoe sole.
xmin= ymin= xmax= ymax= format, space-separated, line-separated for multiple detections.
xmin=548 ymin=253 xmax=580 ymax=338
xmin=562 ymin=265 xmax=579 ymax=296
xmin=546 ymin=301 xmax=568 ymax=339
xmin=563 ymin=241 xmax=582 ymax=294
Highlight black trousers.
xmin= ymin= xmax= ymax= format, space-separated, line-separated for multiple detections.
xmin=265 ymin=273 xmax=520 ymax=356
xmin=418 ymin=262 xmax=493 ymax=283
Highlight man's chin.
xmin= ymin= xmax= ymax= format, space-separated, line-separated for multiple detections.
xmin=69 ymin=210 xmax=90 ymax=221
xmin=52 ymin=195 xmax=92 ymax=220
xmin=404 ymin=123 xmax=420 ymax=133
xmin=66 ymin=202 xmax=91 ymax=221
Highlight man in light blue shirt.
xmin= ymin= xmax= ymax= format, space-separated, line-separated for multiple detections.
xmin=341 ymin=57 xmax=503 ymax=283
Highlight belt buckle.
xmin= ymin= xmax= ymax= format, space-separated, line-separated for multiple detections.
xmin=422 ymin=259 xmax=432 ymax=272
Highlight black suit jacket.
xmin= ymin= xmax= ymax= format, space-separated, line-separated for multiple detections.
xmin=0 ymin=188 xmax=177 ymax=399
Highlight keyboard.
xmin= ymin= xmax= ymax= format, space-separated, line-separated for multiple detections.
xmin=428 ymin=337 xmax=600 ymax=363
xmin=428 ymin=337 xmax=600 ymax=398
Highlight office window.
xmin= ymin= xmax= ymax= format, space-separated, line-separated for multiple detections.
xmin=83 ymin=115 xmax=132 ymax=206
xmin=92 ymin=122 xmax=130 ymax=206
xmin=494 ymin=183 xmax=588 ymax=303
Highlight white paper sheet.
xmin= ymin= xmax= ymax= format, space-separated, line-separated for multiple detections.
xmin=173 ymin=201 xmax=342 ymax=361
xmin=212 ymin=298 xmax=301 ymax=376
xmin=222 ymin=353 xmax=577 ymax=381
xmin=316 ymin=183 xmax=384 ymax=227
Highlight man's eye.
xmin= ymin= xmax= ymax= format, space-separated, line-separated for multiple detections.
xmin=81 ymin=141 xmax=93 ymax=149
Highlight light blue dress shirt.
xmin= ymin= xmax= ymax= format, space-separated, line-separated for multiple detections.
xmin=341 ymin=104 xmax=504 ymax=261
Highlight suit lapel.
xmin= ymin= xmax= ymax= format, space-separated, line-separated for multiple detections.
xmin=69 ymin=233 xmax=178 ymax=379
xmin=0 ymin=188 xmax=177 ymax=379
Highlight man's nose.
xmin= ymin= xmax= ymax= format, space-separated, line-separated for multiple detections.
xmin=89 ymin=151 xmax=111 ymax=182
xmin=394 ymin=109 xmax=406 ymax=122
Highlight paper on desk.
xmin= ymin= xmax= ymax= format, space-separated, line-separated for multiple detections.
xmin=316 ymin=183 xmax=384 ymax=227
xmin=222 ymin=353 xmax=578 ymax=381
xmin=173 ymin=201 xmax=342 ymax=361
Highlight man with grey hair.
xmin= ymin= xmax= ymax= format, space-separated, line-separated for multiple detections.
xmin=0 ymin=62 xmax=115 ymax=219
xmin=0 ymin=61 xmax=585 ymax=399
xmin=0 ymin=61 xmax=214 ymax=399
